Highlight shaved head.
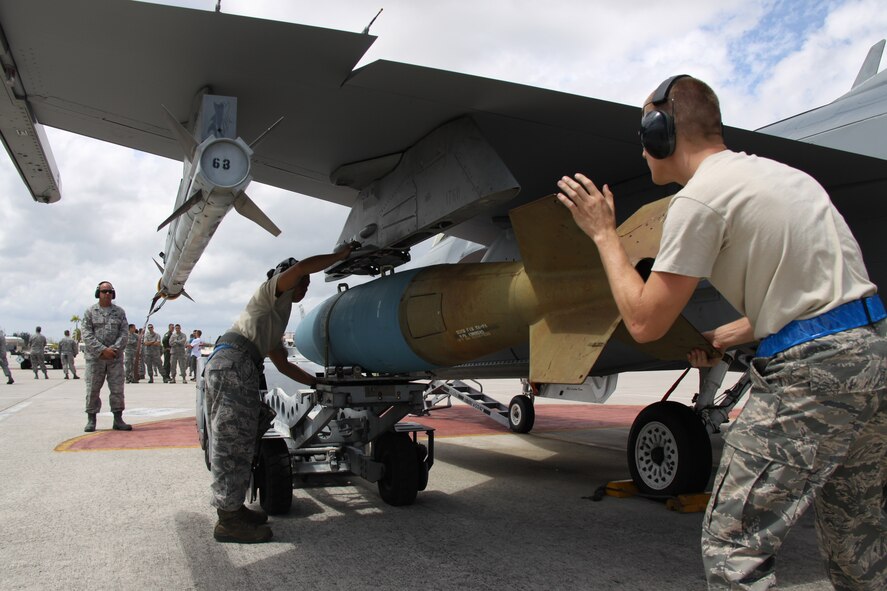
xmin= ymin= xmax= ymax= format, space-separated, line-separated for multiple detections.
xmin=655 ymin=77 xmax=723 ymax=144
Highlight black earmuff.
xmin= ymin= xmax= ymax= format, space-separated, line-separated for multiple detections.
xmin=95 ymin=282 xmax=115 ymax=299
xmin=639 ymin=74 xmax=690 ymax=159
xmin=267 ymin=257 xmax=299 ymax=280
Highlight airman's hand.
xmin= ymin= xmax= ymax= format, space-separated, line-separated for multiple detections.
xmin=556 ymin=173 xmax=616 ymax=243
xmin=687 ymin=347 xmax=723 ymax=368
xmin=100 ymin=347 xmax=116 ymax=360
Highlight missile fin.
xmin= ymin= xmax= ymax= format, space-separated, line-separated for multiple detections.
xmin=181 ymin=288 xmax=195 ymax=302
xmin=161 ymin=104 xmax=199 ymax=161
xmin=233 ymin=192 xmax=281 ymax=236
xmin=152 ymin=258 xmax=164 ymax=273
xmin=157 ymin=190 xmax=204 ymax=231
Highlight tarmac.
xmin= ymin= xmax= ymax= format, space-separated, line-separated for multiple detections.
xmin=0 ymin=359 xmax=835 ymax=590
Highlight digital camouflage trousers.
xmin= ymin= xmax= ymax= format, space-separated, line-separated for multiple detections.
xmin=84 ymin=357 xmax=126 ymax=413
xmin=204 ymin=347 xmax=274 ymax=511
xmin=702 ymin=321 xmax=887 ymax=590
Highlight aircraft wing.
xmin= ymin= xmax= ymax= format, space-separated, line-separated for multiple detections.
xmin=1 ymin=0 xmax=886 ymax=290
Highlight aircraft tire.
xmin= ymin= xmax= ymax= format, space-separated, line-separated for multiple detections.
xmin=508 ymin=395 xmax=535 ymax=433
xmin=256 ymin=438 xmax=293 ymax=515
xmin=375 ymin=432 xmax=419 ymax=506
xmin=52 ymin=358 xmax=62 ymax=370
xmin=627 ymin=401 xmax=712 ymax=496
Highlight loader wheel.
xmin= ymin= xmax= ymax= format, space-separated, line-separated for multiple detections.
xmin=628 ymin=401 xmax=712 ymax=496
xmin=415 ymin=443 xmax=429 ymax=492
xmin=508 ymin=395 xmax=535 ymax=433
xmin=255 ymin=438 xmax=292 ymax=515
xmin=375 ymin=432 xmax=419 ymax=506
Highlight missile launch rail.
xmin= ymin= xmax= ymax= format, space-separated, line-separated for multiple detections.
xmin=197 ymin=368 xmax=435 ymax=514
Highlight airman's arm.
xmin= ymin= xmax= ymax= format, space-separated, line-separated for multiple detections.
xmin=275 ymin=246 xmax=353 ymax=295
xmin=268 ymin=344 xmax=318 ymax=387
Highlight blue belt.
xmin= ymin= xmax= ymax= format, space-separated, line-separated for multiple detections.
xmin=212 ymin=332 xmax=264 ymax=367
xmin=757 ymin=295 xmax=886 ymax=358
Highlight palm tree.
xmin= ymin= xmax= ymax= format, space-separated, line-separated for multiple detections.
xmin=70 ymin=314 xmax=81 ymax=342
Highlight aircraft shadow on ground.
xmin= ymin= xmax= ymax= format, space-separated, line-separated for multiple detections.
xmin=173 ymin=432 xmax=827 ymax=591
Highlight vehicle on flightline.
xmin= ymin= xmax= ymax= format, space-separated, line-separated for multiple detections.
xmin=16 ymin=342 xmax=63 ymax=370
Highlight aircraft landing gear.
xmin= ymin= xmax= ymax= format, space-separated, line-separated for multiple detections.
xmin=627 ymin=355 xmax=752 ymax=496
xmin=508 ymin=395 xmax=535 ymax=433
xmin=627 ymin=401 xmax=711 ymax=496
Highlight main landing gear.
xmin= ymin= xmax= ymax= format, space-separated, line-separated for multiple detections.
xmin=626 ymin=357 xmax=751 ymax=496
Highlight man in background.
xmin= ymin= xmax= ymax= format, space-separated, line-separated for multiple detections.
xmin=58 ymin=330 xmax=79 ymax=380
xmin=188 ymin=329 xmax=203 ymax=380
xmin=125 ymin=324 xmax=139 ymax=384
xmin=0 ymin=329 xmax=13 ymax=384
xmin=162 ymin=323 xmax=173 ymax=383
xmin=143 ymin=324 xmax=162 ymax=383
xmin=169 ymin=324 xmax=188 ymax=383
xmin=81 ymin=281 xmax=132 ymax=432
xmin=29 ymin=326 xmax=48 ymax=379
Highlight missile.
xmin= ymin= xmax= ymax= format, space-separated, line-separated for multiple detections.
xmin=151 ymin=101 xmax=281 ymax=310
xmin=296 ymin=195 xmax=711 ymax=384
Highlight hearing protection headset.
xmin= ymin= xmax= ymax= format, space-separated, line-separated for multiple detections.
xmin=95 ymin=282 xmax=116 ymax=299
xmin=639 ymin=74 xmax=690 ymax=159
xmin=267 ymin=257 xmax=299 ymax=280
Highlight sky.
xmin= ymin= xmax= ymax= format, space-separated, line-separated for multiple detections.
xmin=0 ymin=0 xmax=885 ymax=344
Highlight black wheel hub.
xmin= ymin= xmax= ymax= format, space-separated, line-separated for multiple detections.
xmin=651 ymin=446 xmax=665 ymax=465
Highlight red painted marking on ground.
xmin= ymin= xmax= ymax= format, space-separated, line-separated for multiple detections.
xmin=56 ymin=405 xmax=668 ymax=451
xmin=416 ymin=404 xmax=643 ymax=437
xmin=56 ymin=417 xmax=199 ymax=452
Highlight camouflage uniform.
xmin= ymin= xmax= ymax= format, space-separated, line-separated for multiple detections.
xmin=204 ymin=345 xmax=272 ymax=511
xmin=0 ymin=331 xmax=12 ymax=383
xmin=124 ymin=330 xmax=139 ymax=383
xmin=58 ymin=335 xmax=79 ymax=379
xmin=162 ymin=328 xmax=172 ymax=382
xmin=143 ymin=329 xmax=162 ymax=382
xmin=29 ymin=332 xmax=48 ymax=378
xmin=81 ymin=302 xmax=129 ymax=414
xmin=169 ymin=331 xmax=189 ymax=382
xmin=702 ymin=320 xmax=887 ymax=590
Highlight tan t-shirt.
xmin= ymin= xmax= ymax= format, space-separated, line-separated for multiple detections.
xmin=230 ymin=274 xmax=294 ymax=357
xmin=651 ymin=150 xmax=875 ymax=339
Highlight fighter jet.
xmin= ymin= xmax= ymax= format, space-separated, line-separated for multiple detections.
xmin=0 ymin=1 xmax=885 ymax=498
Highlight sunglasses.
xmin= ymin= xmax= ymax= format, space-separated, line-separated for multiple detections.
xmin=99 ymin=289 xmax=115 ymax=294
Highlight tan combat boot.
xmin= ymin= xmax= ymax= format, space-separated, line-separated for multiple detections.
xmin=214 ymin=507 xmax=273 ymax=543
xmin=237 ymin=505 xmax=268 ymax=525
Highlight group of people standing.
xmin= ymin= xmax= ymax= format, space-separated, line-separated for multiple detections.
xmin=122 ymin=323 xmax=204 ymax=384
xmin=0 ymin=326 xmax=79 ymax=382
